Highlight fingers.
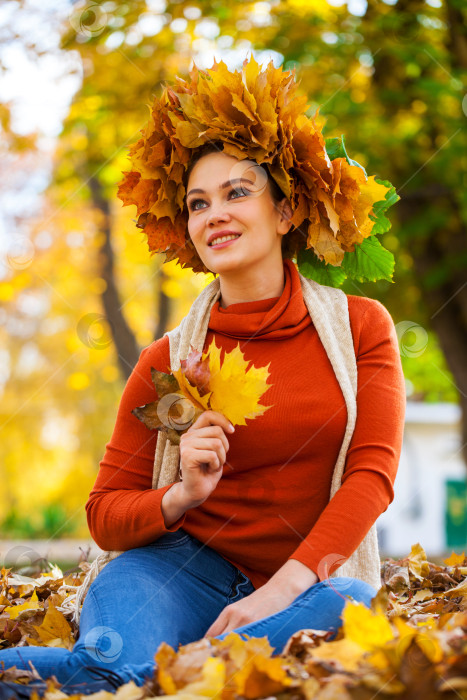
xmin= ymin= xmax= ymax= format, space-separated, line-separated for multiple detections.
xmin=186 ymin=426 xmax=230 ymax=456
xmin=190 ymin=410 xmax=235 ymax=436
xmin=190 ymin=449 xmax=224 ymax=472
xmin=178 ymin=411 xmax=235 ymax=504
xmin=179 ymin=438 xmax=226 ymax=470
xmin=184 ymin=438 xmax=226 ymax=469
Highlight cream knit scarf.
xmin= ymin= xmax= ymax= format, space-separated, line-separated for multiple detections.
xmin=71 ymin=270 xmax=382 ymax=625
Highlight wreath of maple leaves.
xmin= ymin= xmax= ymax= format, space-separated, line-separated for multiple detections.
xmin=117 ymin=55 xmax=391 ymax=274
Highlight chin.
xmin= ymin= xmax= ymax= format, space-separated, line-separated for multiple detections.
xmin=202 ymin=254 xmax=243 ymax=275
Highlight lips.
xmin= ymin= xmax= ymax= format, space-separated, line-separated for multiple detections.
xmin=207 ymin=230 xmax=242 ymax=246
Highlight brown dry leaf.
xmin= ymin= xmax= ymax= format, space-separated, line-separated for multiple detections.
xmin=442 ymin=576 xmax=467 ymax=599
xmin=397 ymin=638 xmax=441 ymax=700
xmin=383 ymin=564 xmax=410 ymax=592
xmin=3 ymin=544 xmax=467 ymax=699
xmin=131 ymin=368 xmax=184 ymax=433
xmin=409 ymin=589 xmax=435 ymax=603
xmin=155 ymin=638 xmax=212 ymax=693
xmin=180 ymin=349 xmax=211 ymax=398
xmin=214 ymin=633 xmax=292 ymax=700
xmin=29 ymin=603 xmax=75 ymax=650
xmin=0 ymin=617 xmax=23 ymax=646
xmin=282 ymin=628 xmax=335 ymax=661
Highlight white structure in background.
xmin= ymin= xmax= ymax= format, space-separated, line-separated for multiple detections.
xmin=378 ymin=401 xmax=465 ymax=557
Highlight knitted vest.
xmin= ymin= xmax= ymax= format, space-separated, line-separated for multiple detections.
xmin=70 ymin=271 xmax=382 ymax=625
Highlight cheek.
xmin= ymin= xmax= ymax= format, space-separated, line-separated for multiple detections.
xmin=187 ymin=215 xmax=202 ymax=240
xmin=245 ymin=196 xmax=270 ymax=215
xmin=242 ymin=199 xmax=275 ymax=230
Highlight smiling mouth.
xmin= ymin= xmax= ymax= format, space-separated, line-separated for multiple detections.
xmin=208 ymin=234 xmax=242 ymax=247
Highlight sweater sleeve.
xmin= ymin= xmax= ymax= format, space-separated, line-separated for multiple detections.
xmin=85 ymin=338 xmax=187 ymax=551
xmin=287 ymin=299 xmax=406 ymax=580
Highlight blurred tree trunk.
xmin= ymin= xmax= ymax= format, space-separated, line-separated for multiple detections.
xmin=88 ymin=176 xmax=172 ymax=381
xmin=88 ymin=175 xmax=171 ymax=381
xmin=89 ymin=175 xmax=139 ymax=380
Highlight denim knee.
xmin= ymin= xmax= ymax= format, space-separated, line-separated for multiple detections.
xmin=294 ymin=576 xmax=377 ymax=607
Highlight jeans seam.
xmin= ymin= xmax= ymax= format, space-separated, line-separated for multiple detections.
xmin=227 ymin=570 xmax=241 ymax=603
xmin=228 ymin=570 xmax=254 ymax=603
xmin=84 ymin=586 xmax=105 ymax=632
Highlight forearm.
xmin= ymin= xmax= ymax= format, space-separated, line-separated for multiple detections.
xmin=287 ymin=470 xmax=392 ymax=579
xmin=86 ymin=482 xmax=188 ymax=550
xmin=264 ymin=558 xmax=319 ymax=598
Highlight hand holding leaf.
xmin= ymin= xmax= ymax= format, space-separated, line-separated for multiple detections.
xmin=132 ymin=339 xmax=272 ymax=445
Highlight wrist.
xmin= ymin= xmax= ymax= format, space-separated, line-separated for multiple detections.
xmin=169 ymin=480 xmax=203 ymax=510
xmin=267 ymin=559 xmax=319 ymax=598
xmin=161 ymin=482 xmax=193 ymax=528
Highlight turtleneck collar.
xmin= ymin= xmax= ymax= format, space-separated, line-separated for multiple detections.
xmin=208 ymin=258 xmax=312 ymax=340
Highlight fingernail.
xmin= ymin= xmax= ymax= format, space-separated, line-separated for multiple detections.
xmin=229 ymin=424 xmax=235 ymax=432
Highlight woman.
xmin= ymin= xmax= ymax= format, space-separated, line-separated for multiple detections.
xmin=0 ymin=58 xmax=405 ymax=694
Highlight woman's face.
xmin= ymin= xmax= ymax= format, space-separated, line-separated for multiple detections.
xmin=186 ymin=151 xmax=291 ymax=276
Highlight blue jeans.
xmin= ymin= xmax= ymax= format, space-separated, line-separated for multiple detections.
xmin=0 ymin=529 xmax=376 ymax=694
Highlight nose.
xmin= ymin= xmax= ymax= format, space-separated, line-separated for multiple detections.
xmin=207 ymin=203 xmax=231 ymax=226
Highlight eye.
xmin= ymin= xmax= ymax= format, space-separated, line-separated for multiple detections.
xmin=188 ymin=198 xmax=205 ymax=212
xmin=230 ymin=187 xmax=250 ymax=199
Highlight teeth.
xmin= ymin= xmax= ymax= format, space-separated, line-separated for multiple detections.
xmin=209 ymin=234 xmax=241 ymax=246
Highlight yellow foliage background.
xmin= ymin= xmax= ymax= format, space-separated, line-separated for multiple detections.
xmin=0 ymin=0 xmax=463 ymax=541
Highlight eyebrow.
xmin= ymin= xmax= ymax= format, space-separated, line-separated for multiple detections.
xmin=186 ymin=177 xmax=255 ymax=198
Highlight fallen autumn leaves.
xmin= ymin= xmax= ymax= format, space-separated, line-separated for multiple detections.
xmin=1 ymin=543 xmax=466 ymax=699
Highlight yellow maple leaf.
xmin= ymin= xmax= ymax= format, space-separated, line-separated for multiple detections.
xmin=180 ymin=657 xmax=226 ymax=696
xmin=310 ymin=637 xmax=364 ymax=673
xmin=206 ymin=339 xmax=272 ymax=425
xmin=173 ymin=339 xmax=272 ymax=427
xmin=156 ymin=644 xmax=179 ymax=695
xmin=4 ymin=589 xmax=41 ymax=619
xmin=391 ymin=616 xmax=443 ymax=664
xmin=212 ymin=633 xmax=291 ymax=698
xmin=342 ymin=600 xmax=394 ymax=651
xmin=444 ymin=551 xmax=466 ymax=567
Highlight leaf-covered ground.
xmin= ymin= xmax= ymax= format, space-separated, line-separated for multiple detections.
xmin=1 ymin=544 xmax=466 ymax=699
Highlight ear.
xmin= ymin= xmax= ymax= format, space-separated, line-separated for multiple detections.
xmin=276 ymin=198 xmax=294 ymax=235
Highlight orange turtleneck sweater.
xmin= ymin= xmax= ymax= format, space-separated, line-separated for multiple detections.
xmin=86 ymin=259 xmax=406 ymax=588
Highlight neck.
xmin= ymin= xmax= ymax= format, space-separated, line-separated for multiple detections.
xmin=218 ymin=259 xmax=285 ymax=309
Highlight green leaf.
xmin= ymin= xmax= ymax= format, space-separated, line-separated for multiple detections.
xmin=325 ymin=134 xmax=367 ymax=175
xmin=297 ymin=247 xmax=347 ymax=287
xmin=369 ymin=178 xmax=400 ymax=236
xmin=341 ymin=236 xmax=395 ymax=283
xmin=374 ymin=178 xmax=400 ymax=210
